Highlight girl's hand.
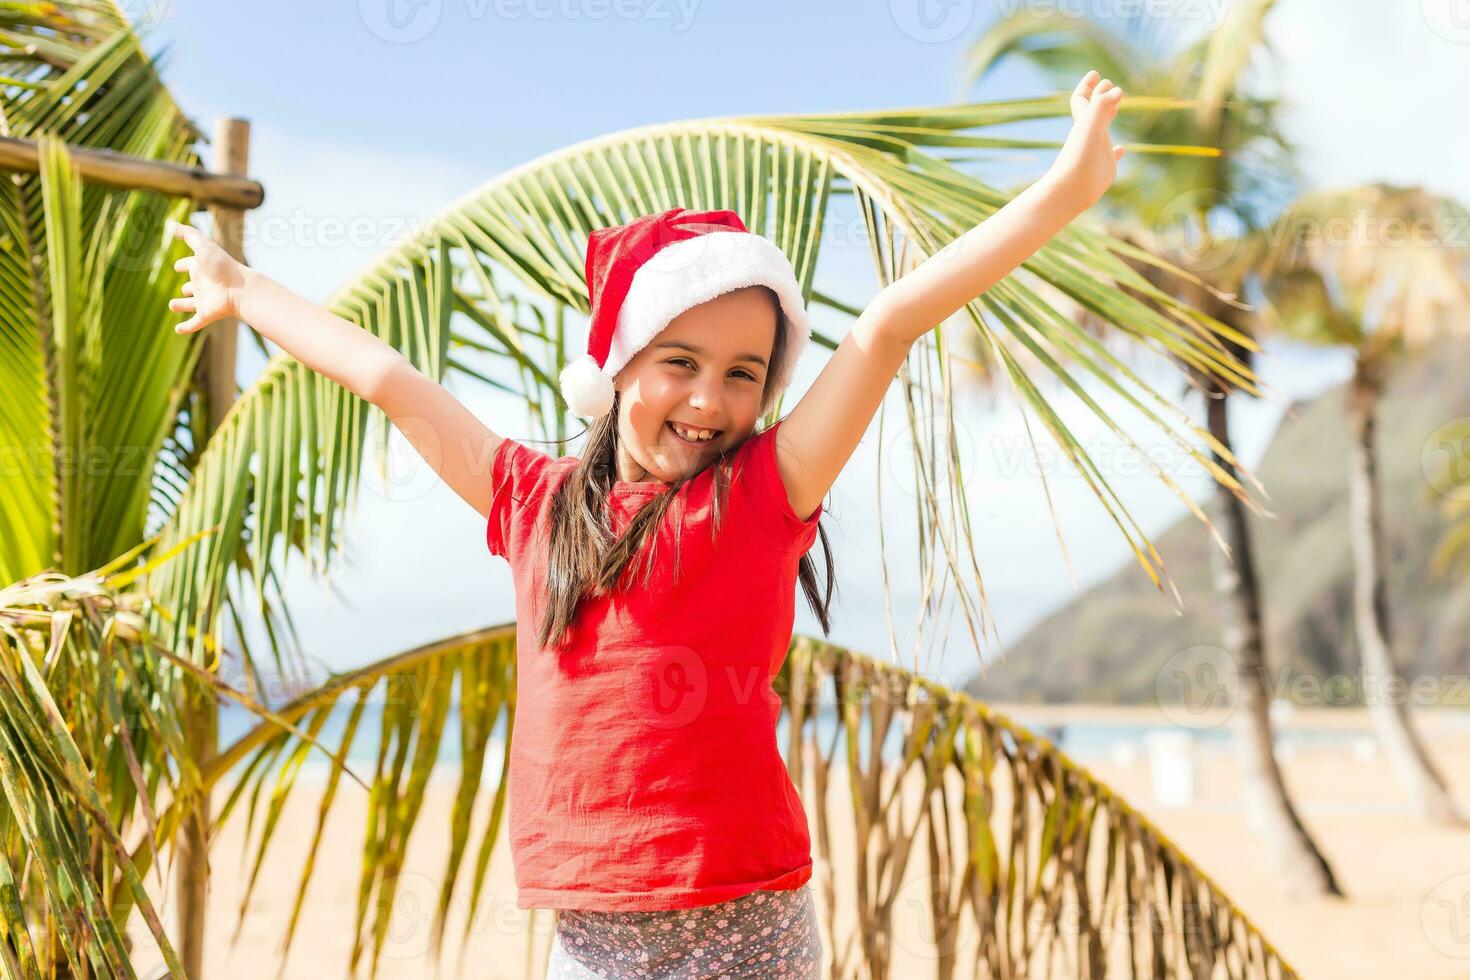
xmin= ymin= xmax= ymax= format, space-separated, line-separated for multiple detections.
xmin=1047 ymin=70 xmax=1126 ymax=212
xmin=163 ymin=218 xmax=251 ymax=334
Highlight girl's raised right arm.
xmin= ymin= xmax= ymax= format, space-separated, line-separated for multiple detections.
xmin=164 ymin=219 xmax=503 ymax=519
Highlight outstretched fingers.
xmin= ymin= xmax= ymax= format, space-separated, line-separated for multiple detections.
xmin=1071 ymin=70 xmax=1123 ymax=120
xmin=1092 ymin=79 xmax=1123 ymax=110
xmin=1083 ymin=77 xmax=1123 ymax=131
xmin=164 ymin=221 xmax=210 ymax=334
xmin=1070 ymin=70 xmax=1099 ymax=114
xmin=164 ymin=218 xmax=205 ymax=252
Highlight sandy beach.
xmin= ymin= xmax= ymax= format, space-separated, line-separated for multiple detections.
xmin=124 ymin=706 xmax=1470 ymax=979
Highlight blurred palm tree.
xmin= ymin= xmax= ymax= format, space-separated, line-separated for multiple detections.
xmin=1429 ymin=422 xmax=1470 ymax=581
xmin=1249 ymin=184 xmax=1470 ymax=825
xmin=0 ymin=2 xmax=1298 ymax=977
xmin=959 ymin=0 xmax=1344 ymax=897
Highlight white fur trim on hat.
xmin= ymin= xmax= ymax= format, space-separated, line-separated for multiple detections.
xmin=604 ymin=232 xmax=811 ymax=405
xmin=559 ymin=352 xmax=615 ymax=418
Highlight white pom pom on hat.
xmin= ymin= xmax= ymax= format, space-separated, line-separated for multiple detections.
xmin=559 ymin=352 xmax=616 ymax=418
xmin=562 ymin=207 xmax=811 ymax=418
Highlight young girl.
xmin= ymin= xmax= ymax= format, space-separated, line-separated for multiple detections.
xmin=166 ymin=71 xmax=1122 ymax=979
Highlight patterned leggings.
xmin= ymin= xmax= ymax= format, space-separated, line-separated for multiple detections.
xmin=544 ymin=884 xmax=822 ymax=979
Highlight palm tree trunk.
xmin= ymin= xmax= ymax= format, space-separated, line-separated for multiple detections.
xmin=1345 ymin=359 xmax=1463 ymax=824
xmin=1205 ymin=383 xmax=1342 ymax=897
xmin=175 ymin=117 xmax=251 ymax=978
xmin=177 ymin=693 xmax=216 ymax=976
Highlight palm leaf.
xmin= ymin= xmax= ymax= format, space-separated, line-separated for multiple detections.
xmin=780 ymin=633 xmax=1299 ymax=977
xmin=183 ymin=627 xmax=515 ymax=975
xmin=963 ymin=8 xmax=1150 ymax=96
xmin=963 ymin=2 xmax=1296 ymax=234
xmin=0 ymin=1 xmax=205 ymax=588
xmin=1251 ymin=185 xmax=1470 ymax=355
xmin=0 ymin=567 xmax=189 ymax=979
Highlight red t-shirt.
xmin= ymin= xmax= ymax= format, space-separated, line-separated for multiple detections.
xmin=485 ymin=418 xmax=824 ymax=911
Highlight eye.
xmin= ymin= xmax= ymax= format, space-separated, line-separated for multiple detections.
xmin=666 ymin=357 xmax=758 ymax=382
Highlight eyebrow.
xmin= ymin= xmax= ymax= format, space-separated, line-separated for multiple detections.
xmin=653 ymin=340 xmax=768 ymax=368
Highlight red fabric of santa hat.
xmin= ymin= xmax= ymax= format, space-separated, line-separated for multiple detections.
xmin=559 ymin=207 xmax=812 ymax=418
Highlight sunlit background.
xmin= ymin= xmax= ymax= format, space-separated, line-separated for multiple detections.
xmin=12 ymin=2 xmax=1463 ymax=977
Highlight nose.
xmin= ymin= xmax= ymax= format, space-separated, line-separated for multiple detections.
xmin=686 ymin=370 xmax=723 ymax=418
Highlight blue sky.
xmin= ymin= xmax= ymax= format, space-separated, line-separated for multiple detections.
xmin=140 ymin=1 xmax=1469 ymax=693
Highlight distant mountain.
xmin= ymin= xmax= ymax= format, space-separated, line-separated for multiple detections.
xmin=964 ymin=338 xmax=1470 ymax=705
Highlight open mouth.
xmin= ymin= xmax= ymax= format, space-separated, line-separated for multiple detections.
xmin=666 ymin=421 xmax=722 ymax=446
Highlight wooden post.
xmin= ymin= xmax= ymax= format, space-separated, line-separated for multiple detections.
xmin=0 ymin=133 xmax=262 ymax=208
xmin=177 ymin=116 xmax=249 ymax=980
xmin=202 ymin=119 xmax=247 ymax=430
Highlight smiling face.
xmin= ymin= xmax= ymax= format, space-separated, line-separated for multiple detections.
xmin=611 ymin=285 xmax=779 ymax=485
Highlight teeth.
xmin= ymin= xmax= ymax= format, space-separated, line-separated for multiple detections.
xmin=671 ymin=422 xmax=717 ymax=442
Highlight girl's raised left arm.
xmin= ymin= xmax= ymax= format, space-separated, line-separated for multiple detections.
xmin=773 ymin=71 xmax=1126 ymax=521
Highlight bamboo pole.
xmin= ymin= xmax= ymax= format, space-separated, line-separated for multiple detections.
xmin=0 ymin=133 xmax=263 ymax=209
xmin=201 ymin=119 xmax=248 ymax=432
xmin=176 ymin=116 xmax=251 ymax=980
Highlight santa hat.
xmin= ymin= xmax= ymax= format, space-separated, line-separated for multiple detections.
xmin=559 ymin=207 xmax=811 ymax=418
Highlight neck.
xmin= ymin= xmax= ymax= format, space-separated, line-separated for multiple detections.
xmin=615 ymin=445 xmax=660 ymax=484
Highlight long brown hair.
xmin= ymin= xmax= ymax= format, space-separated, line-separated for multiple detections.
xmin=526 ymin=287 xmax=836 ymax=650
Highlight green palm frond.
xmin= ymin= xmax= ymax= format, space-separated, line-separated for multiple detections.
xmin=147 ymin=100 xmax=1261 ymax=676
xmin=0 ymin=564 xmax=190 ymax=979
xmin=203 ymin=624 xmax=1299 ymax=979
xmin=0 ymin=15 xmax=216 ymax=969
xmin=201 ymin=629 xmax=513 ymax=977
xmin=948 ymin=1 xmax=1301 ymax=591
xmin=1192 ymin=0 xmax=1280 ymax=131
xmin=962 ymin=8 xmax=1151 ymax=96
xmin=952 ymin=1 xmax=1297 ymax=487
xmin=0 ymin=550 xmax=365 ymax=980
xmin=962 ymin=2 xmax=1297 ymax=233
xmin=0 ymin=0 xmax=204 ymax=587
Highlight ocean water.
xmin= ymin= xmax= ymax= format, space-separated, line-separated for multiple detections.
xmin=214 ymin=698 xmax=1412 ymax=783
